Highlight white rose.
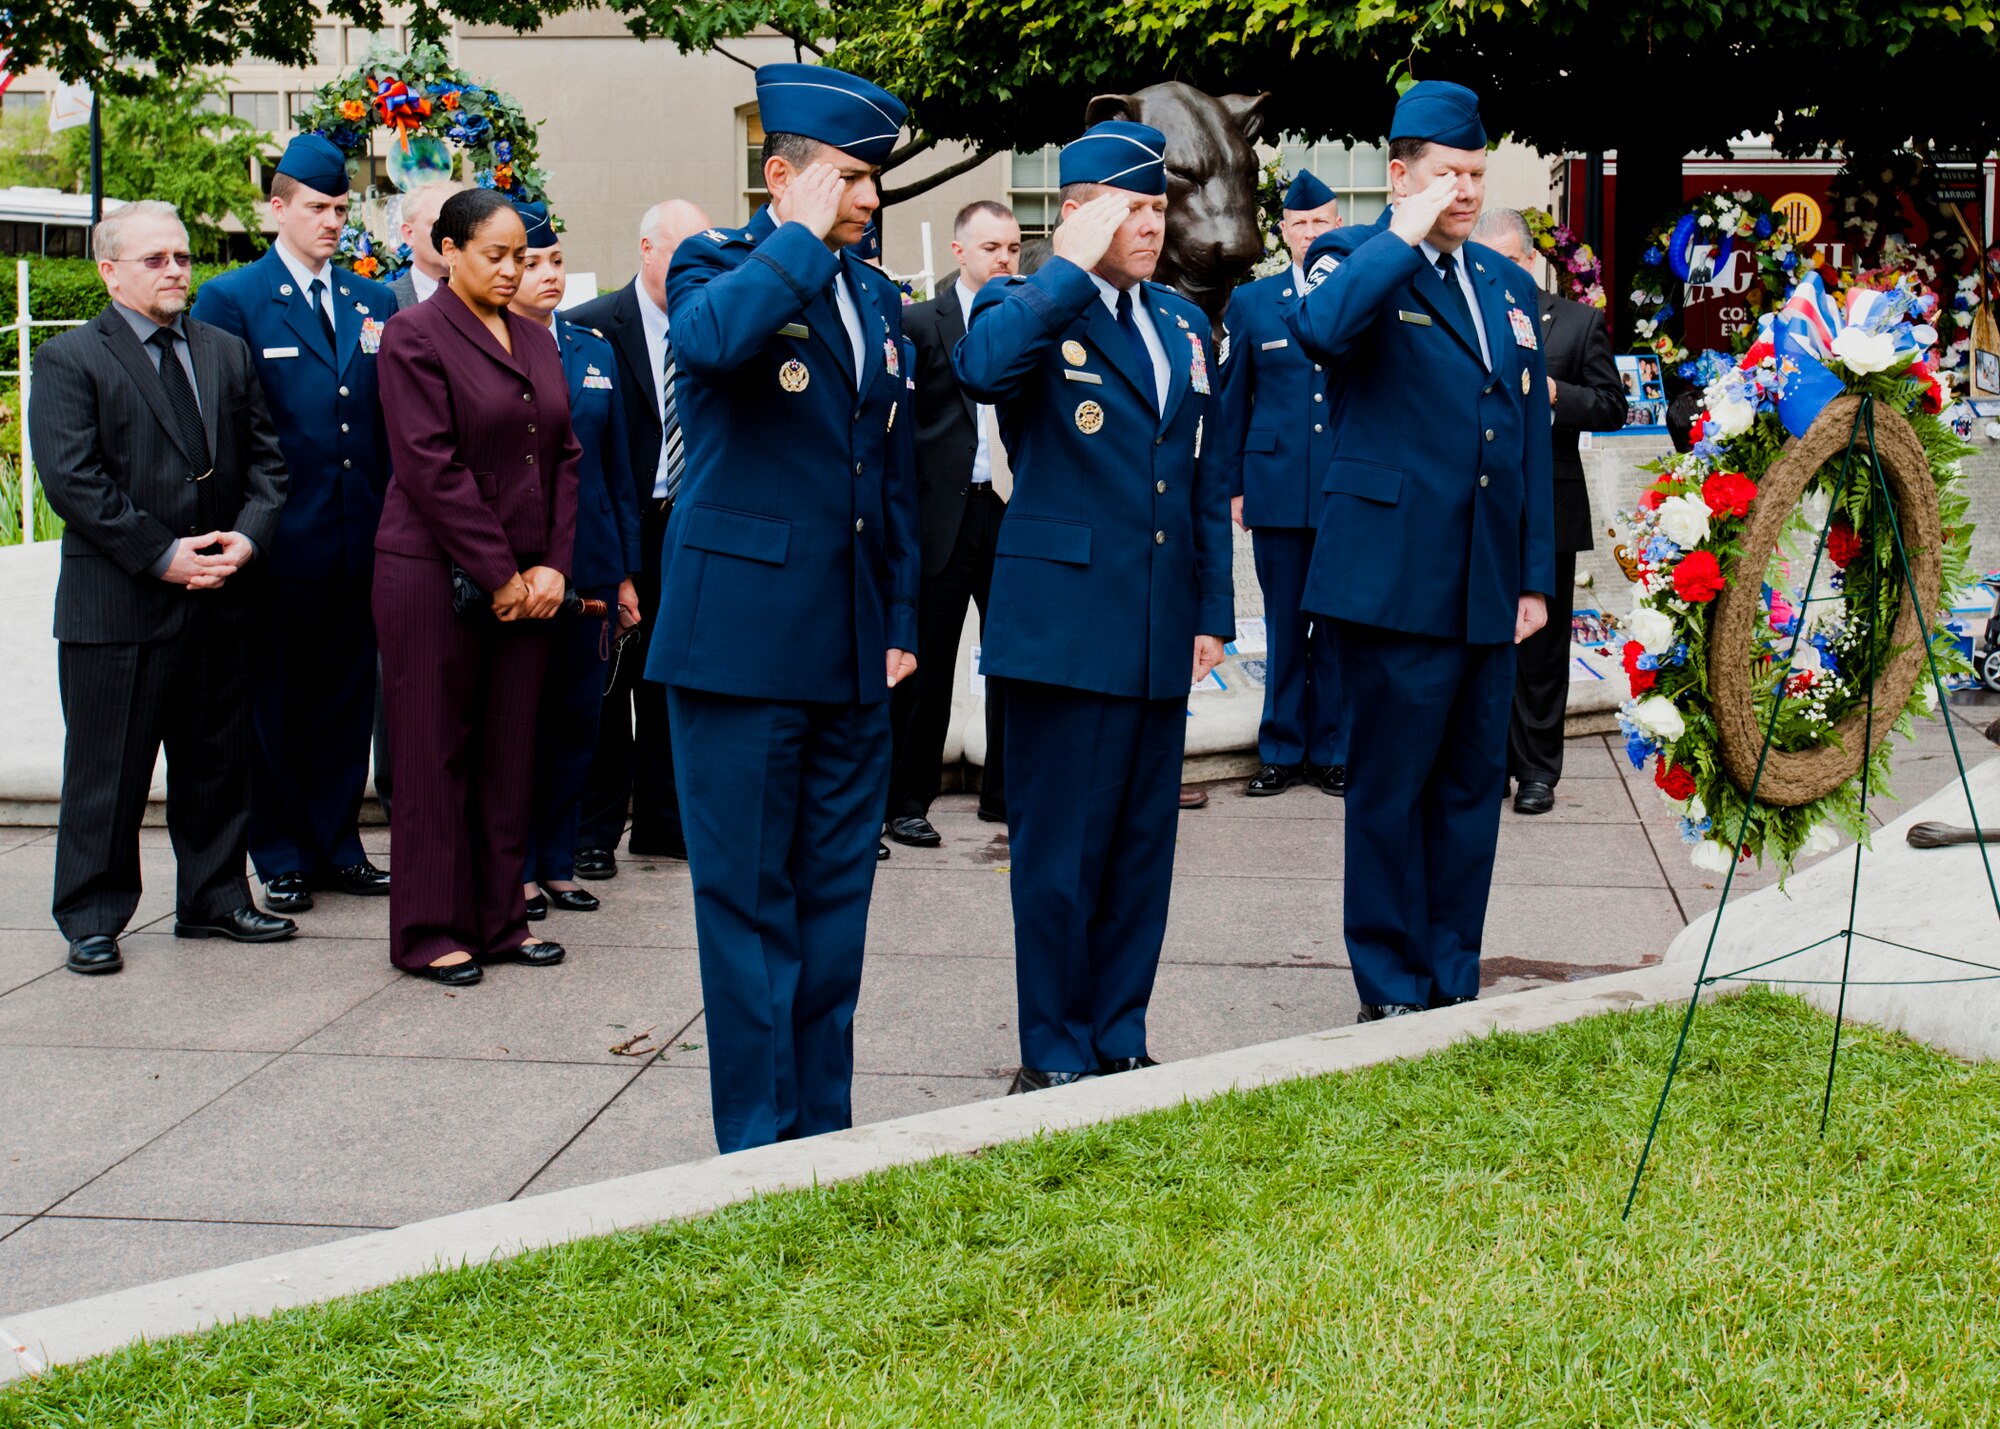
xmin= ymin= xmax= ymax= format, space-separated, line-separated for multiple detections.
xmin=1656 ymin=494 xmax=1713 ymax=550
xmin=1922 ymin=681 xmax=1940 ymax=713
xmin=1790 ymin=642 xmax=1823 ymax=674
xmin=1626 ymin=604 xmax=1676 ymax=655
xmin=1709 ymin=389 xmax=1758 ymax=436
xmin=1685 ymin=796 xmax=1707 ymax=823
xmin=1632 ymin=695 xmax=1686 ymax=742
xmin=1798 ymin=823 xmax=1841 ymax=857
xmin=1831 ymin=327 xmax=1899 ymax=374
xmin=1690 ymin=840 xmax=1735 ymax=874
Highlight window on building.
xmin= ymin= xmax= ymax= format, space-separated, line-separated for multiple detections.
xmin=1008 ymin=145 xmax=1061 ymax=236
xmin=743 ymin=109 xmax=768 ymax=218
xmin=311 ymin=25 xmax=341 ymax=67
xmin=0 ymin=91 xmax=46 ymax=115
xmin=1277 ymin=137 xmax=1391 ymax=226
xmin=287 ymin=92 xmax=318 ymax=129
xmin=231 ymin=91 xmax=283 ymax=132
xmin=347 ymin=27 xmax=402 ymax=63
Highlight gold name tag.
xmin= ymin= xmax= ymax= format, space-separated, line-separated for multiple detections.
xmin=1397 ymin=311 xmax=1433 ymax=326
xmin=1259 ymin=339 xmax=1289 ymax=351
xmin=1062 ymin=369 xmax=1103 ymax=384
xmin=777 ymin=322 xmax=810 ymax=339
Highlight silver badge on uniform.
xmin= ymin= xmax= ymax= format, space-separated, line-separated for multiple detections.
xmin=779 ymin=359 xmax=810 ymax=393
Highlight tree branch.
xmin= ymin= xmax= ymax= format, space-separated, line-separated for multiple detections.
xmin=880 ymin=144 xmax=1001 ymax=206
xmin=885 ymin=135 xmax=937 ymax=169
xmin=712 ymin=42 xmax=757 ymax=72
xmin=776 ymin=27 xmax=826 ymax=58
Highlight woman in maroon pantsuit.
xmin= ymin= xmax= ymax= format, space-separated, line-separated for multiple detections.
xmin=375 ymin=190 xmax=581 ymax=985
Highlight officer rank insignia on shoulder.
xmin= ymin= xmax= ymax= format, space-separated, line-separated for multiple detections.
xmin=703 ymin=228 xmax=730 ymax=244
xmin=779 ymin=359 xmax=810 ymax=393
xmin=1075 ymin=400 xmax=1104 ymax=434
xmin=1186 ymin=332 xmax=1210 ymax=394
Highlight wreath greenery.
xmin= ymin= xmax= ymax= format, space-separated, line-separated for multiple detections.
xmin=293 ymin=41 xmax=552 ymax=279
xmin=1626 ymin=191 xmax=1802 ymax=368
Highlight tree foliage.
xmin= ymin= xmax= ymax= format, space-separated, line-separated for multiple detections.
xmin=81 ymin=73 xmax=273 ymax=257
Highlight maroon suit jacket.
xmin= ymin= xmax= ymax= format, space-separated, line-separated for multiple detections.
xmin=376 ymin=283 xmax=580 ymax=593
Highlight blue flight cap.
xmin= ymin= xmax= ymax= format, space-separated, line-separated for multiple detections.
xmin=754 ymin=64 xmax=907 ymax=167
xmin=855 ymin=219 xmax=881 ymax=260
xmin=277 ymin=134 xmax=351 ymax=196
xmin=511 ymin=198 xmax=557 ymax=248
xmin=1282 ymin=168 xmax=1337 ymax=212
xmin=1388 ymin=80 xmax=1487 ymax=150
xmin=1058 ymin=120 xmax=1168 ymax=195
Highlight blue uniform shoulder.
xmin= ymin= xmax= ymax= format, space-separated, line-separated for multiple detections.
xmin=850 ymin=261 xmax=907 ymax=315
xmin=557 ymin=316 xmax=615 ymax=364
xmin=1140 ymin=281 xmax=1204 ymax=333
xmin=1461 ymin=239 xmax=1532 ymax=293
xmin=331 ymin=268 xmax=397 ymax=307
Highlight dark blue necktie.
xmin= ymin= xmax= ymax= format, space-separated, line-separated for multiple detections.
xmin=1115 ymin=287 xmax=1160 ymax=411
xmin=1433 ymin=252 xmax=1479 ymax=359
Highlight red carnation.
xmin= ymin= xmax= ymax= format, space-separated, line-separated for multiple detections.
xmin=1672 ymin=548 xmax=1726 ymax=603
xmin=1911 ymin=361 xmax=1944 ymax=415
xmin=1701 ymin=471 xmax=1758 ymax=519
xmin=1638 ymin=488 xmax=1667 ymax=512
xmin=1741 ymin=339 xmax=1775 ymax=367
xmin=1655 ymin=760 xmax=1697 ymax=801
xmin=1689 ymin=411 xmax=1709 ymax=443
xmin=1622 ymin=640 xmax=1657 ymax=695
xmin=1827 ymin=519 xmax=1862 ymax=569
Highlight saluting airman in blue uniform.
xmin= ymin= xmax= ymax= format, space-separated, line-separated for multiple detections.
xmin=955 ymin=121 xmax=1234 ymax=1093
xmin=1284 ymin=81 xmax=1554 ymax=1021
xmin=1209 ymin=168 xmax=1349 ymax=798
xmin=648 ymin=65 xmax=921 ymax=1153
xmin=192 ymin=134 xmax=398 ymax=915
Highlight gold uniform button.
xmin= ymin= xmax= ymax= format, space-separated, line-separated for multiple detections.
xmin=1155 ymin=480 xmax=1166 ymax=494
xmin=1479 ymin=474 xmax=1490 ymax=488
xmin=855 ymin=462 xmax=864 ymax=475
xmin=1484 ymin=428 xmax=1495 ymax=442
xmin=338 ymin=385 xmax=350 ymax=397
xmin=527 ymin=423 xmax=537 ymax=434
xmin=339 ymin=422 xmax=349 ymax=434
xmin=522 ymin=392 xmax=533 ymax=401
xmin=1313 ymin=392 xmax=1323 ymax=403
xmin=1314 ymin=423 xmax=1324 ymax=433
xmin=342 ymin=459 xmax=352 ymax=470
xmin=855 ymin=518 xmax=865 ymax=533
xmin=526 ymin=455 xmax=535 ymax=465
xmin=1154 ymin=531 xmax=1166 ymax=545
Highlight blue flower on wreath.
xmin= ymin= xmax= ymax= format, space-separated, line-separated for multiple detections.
xmin=1659 ymin=304 xmax=1676 ymax=323
xmin=1645 ymin=536 xmax=1680 ymax=564
xmin=1666 ymin=642 xmax=1689 ymax=667
xmin=474 ymin=169 xmax=497 ymax=189
xmin=1678 ymin=815 xmax=1713 ymax=844
xmin=1810 ymin=632 xmax=1840 ymax=677
xmin=493 ymin=139 xmax=512 ymax=162
xmin=1644 ymin=246 xmax=1664 ymax=265
xmin=1617 ymin=712 xmax=1660 ymax=770
xmin=463 ymin=86 xmax=487 ymax=101
xmin=1755 ymin=215 xmax=1773 ymax=238
xmin=394 ymin=241 xmax=413 ymax=263
xmin=1636 ymin=652 xmax=1660 ymax=671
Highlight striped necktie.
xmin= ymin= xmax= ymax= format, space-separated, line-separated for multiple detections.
xmin=660 ymin=334 xmax=684 ymax=505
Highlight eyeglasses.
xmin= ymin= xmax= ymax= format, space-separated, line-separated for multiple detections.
xmin=116 ymin=253 xmax=195 ymax=271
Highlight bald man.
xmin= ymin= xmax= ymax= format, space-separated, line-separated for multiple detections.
xmin=387 ymin=180 xmax=468 ymax=310
xmin=570 ymin=198 xmax=713 ymax=875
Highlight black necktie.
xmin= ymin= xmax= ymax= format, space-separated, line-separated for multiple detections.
xmin=308 ymin=278 xmax=335 ymax=349
xmin=1433 ymin=252 xmax=1480 ymax=363
xmin=1115 ymin=287 xmax=1159 ymax=411
xmin=660 ymin=335 xmax=684 ymax=505
xmin=149 ymin=326 xmax=221 ymax=531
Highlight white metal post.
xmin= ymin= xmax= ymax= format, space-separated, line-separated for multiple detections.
xmin=16 ymin=260 xmax=31 ymax=545
xmin=919 ymin=221 xmax=935 ymax=302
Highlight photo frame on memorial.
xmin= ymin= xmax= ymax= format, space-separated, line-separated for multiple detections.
xmin=1608 ymin=355 xmax=1668 ymax=434
xmin=1973 ymin=346 xmax=2000 ymax=398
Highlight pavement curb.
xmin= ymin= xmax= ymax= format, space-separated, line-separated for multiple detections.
xmin=0 ymin=961 xmax=1700 ymax=1385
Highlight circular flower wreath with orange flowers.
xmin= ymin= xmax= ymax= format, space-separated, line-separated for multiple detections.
xmin=294 ymin=42 xmax=552 ymax=279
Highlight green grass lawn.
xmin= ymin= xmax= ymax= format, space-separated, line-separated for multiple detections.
xmin=6 ymin=989 xmax=1998 ymax=1427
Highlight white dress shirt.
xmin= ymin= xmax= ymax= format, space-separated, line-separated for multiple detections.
xmin=832 ymin=269 xmax=868 ymax=382
xmin=955 ymin=278 xmax=998 ymax=485
xmin=636 ymin=281 xmax=677 ymax=498
xmin=411 ymin=267 xmax=440 ymax=303
xmin=1086 ymin=270 xmax=1170 ymax=415
xmin=1419 ymin=239 xmax=1491 ymax=370
xmin=273 ymin=239 xmax=335 ymax=328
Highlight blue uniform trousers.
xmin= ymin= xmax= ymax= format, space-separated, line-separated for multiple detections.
xmin=524 ymin=587 xmax=617 ymax=884
xmin=666 ymin=686 xmax=889 ymax=1153
xmin=1251 ymin=526 xmax=1346 ymax=768
xmin=1331 ymin=621 xmax=1514 ymax=1008
xmin=247 ymin=574 xmax=375 ymax=880
xmin=1004 ymin=680 xmax=1184 ymax=1073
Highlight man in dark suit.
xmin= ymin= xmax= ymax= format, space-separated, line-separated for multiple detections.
xmin=566 ymin=196 xmax=712 ymax=875
xmin=33 ymin=200 xmax=297 ymax=975
xmin=883 ymin=199 xmax=1021 ymax=849
xmin=192 ymin=134 xmax=397 ymax=913
xmin=1473 ymin=210 xmax=1627 ymax=814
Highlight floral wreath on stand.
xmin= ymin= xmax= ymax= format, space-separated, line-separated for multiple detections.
xmin=293 ymin=42 xmax=553 ymax=280
xmin=1613 ymin=270 xmax=1973 ymax=878
xmin=1521 ymin=208 xmax=1604 ymax=308
xmin=1247 ymin=156 xmax=1292 ymax=281
xmin=1626 ymin=191 xmax=1802 ymax=368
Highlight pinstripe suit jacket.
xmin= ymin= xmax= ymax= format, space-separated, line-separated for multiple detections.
xmin=30 ymin=305 xmax=288 ymax=645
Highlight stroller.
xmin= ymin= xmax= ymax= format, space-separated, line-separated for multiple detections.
xmin=1978 ymin=572 xmax=2000 ymax=693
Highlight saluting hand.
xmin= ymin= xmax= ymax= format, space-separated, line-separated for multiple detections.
xmin=1051 ymin=192 xmax=1134 ymax=273
xmin=774 ymin=162 xmax=847 ymax=241
xmin=1388 ymin=174 xmax=1459 ymax=247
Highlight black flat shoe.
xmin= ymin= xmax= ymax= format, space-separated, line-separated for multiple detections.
xmin=1007 ymin=1067 xmax=1098 ymax=1094
xmin=541 ymin=885 xmax=600 ymax=912
xmin=523 ymin=893 xmax=548 ymax=921
xmin=887 ymin=815 xmax=942 ymax=848
xmin=415 ymin=956 xmax=482 ymax=986
xmin=1098 ymin=1055 xmax=1159 ymax=1075
xmin=1316 ymin=763 xmax=1349 ymax=797
xmin=174 ymin=906 xmax=298 ymax=943
xmin=1513 ymin=780 xmax=1555 ymax=815
xmin=1245 ymin=763 xmax=1300 ymax=796
xmin=1356 ymin=1003 xmax=1426 ymax=1023
xmin=263 ymin=872 xmax=313 ymax=914
xmin=878 ymin=840 xmax=890 ymax=861
xmin=628 ymin=831 xmax=688 ymax=860
xmin=574 ymin=847 xmax=617 ymax=881
xmin=488 ymin=938 xmax=566 ymax=968
xmin=66 ymin=935 xmax=122 ymax=976
xmin=321 ymin=861 xmax=390 ymax=896
xmin=977 ymin=805 xmax=1007 ymax=824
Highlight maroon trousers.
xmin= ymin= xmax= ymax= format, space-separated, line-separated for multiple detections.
xmin=374 ymin=552 xmax=551 ymax=970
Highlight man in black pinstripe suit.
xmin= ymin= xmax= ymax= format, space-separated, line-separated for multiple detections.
xmin=31 ymin=200 xmax=297 ymax=976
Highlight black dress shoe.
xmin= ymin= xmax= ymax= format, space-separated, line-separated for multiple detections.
xmin=878 ymin=840 xmax=891 ymax=861
xmin=66 ymin=935 xmax=122 ymax=976
xmin=263 ymin=872 xmax=313 ymax=914
xmin=174 ymin=906 xmax=298 ymax=943
xmin=1356 ymin=1003 xmax=1427 ymax=1023
xmin=1513 ymin=780 xmax=1556 ymax=815
xmin=1007 ymin=1067 xmax=1098 ymax=1094
xmin=977 ymin=805 xmax=1007 ymax=824
xmin=628 ymin=831 xmax=688 ymax=860
xmin=574 ymin=847 xmax=618 ymax=881
xmin=1433 ymin=995 xmax=1478 ymax=1009
xmin=541 ymin=885 xmax=600 ymax=912
xmin=488 ymin=938 xmax=566 ymax=967
xmin=321 ymin=862 xmax=391 ymax=896
xmin=1179 ymin=786 xmax=1210 ymax=810
xmin=1316 ymin=763 xmax=1349 ymax=797
xmin=1098 ymin=1054 xmax=1159 ymax=1075
xmin=887 ymin=815 xmax=942 ymax=848
xmin=1246 ymin=762 xmax=1301 ymax=796
xmin=415 ymin=957 xmax=482 ymax=986
xmin=523 ymin=893 xmax=548 ymax=921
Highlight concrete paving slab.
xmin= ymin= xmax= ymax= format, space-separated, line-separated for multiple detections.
xmin=0 ymin=1215 xmax=26 ymax=1240
xmin=0 ymin=1216 xmax=364 ymax=1322
xmin=1193 ymin=784 xmax=1346 ymax=820
xmin=851 ymin=952 xmax=1019 ymax=1078
xmin=297 ymin=947 xmax=703 ymax=1066
xmin=1161 ymin=874 xmax=1345 ymax=967
xmin=1491 ymin=821 xmax=1664 ymax=887
xmin=1171 ymin=813 xmax=1343 ymax=881
xmin=1479 ymin=882 xmax=1684 ymax=969
xmin=0 ymin=1047 xmax=274 ymax=1213
xmin=52 ymin=1053 xmax=638 ymax=1227
xmin=0 ymin=930 xmax=64 ymax=996
xmin=0 ymin=933 xmax=398 ymax=1053
xmin=0 ymin=841 xmax=174 ymax=933
xmin=1496 ymin=774 xmax=1644 ymax=825
xmin=865 ymin=864 xmax=1016 ymax=960
xmin=1148 ymin=960 xmax=1363 ymax=1060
